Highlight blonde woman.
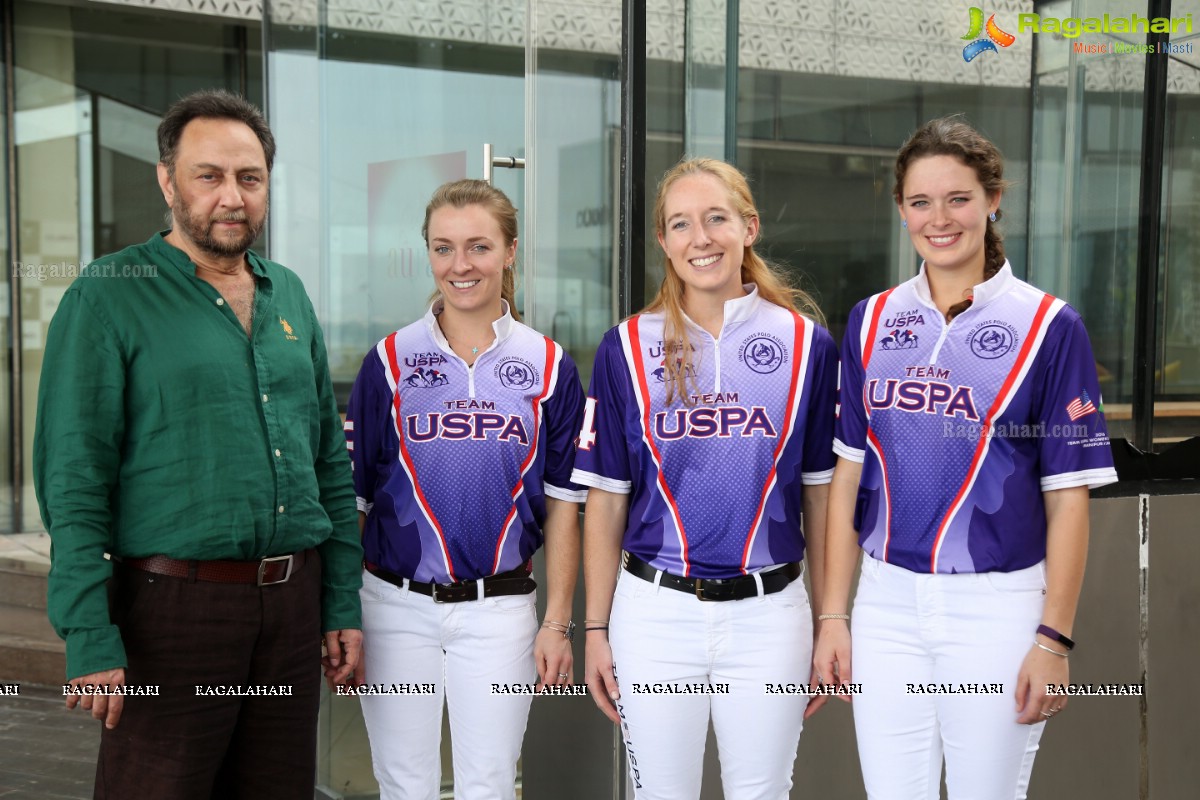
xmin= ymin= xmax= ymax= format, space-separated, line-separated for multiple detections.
xmin=574 ymin=158 xmax=837 ymax=799
xmin=346 ymin=180 xmax=586 ymax=800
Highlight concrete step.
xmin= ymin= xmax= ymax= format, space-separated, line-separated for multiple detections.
xmin=0 ymin=567 xmax=50 ymax=610
xmin=0 ymin=635 xmax=65 ymax=686
xmin=0 ymin=604 xmax=58 ymax=642
xmin=0 ymin=556 xmax=65 ymax=686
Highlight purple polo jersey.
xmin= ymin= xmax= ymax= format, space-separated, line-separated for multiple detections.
xmin=571 ymin=288 xmax=838 ymax=579
xmin=835 ymin=263 xmax=1118 ymax=575
xmin=346 ymin=305 xmax=587 ymax=583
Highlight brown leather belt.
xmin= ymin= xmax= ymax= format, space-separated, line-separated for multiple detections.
xmin=365 ymin=561 xmax=536 ymax=603
xmin=118 ymin=550 xmax=309 ymax=586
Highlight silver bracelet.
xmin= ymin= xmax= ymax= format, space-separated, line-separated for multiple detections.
xmin=818 ymin=613 xmax=850 ymax=621
xmin=1034 ymin=641 xmax=1069 ymax=658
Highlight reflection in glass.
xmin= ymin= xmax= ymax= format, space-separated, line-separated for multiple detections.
xmin=12 ymin=0 xmax=261 ymax=531
xmin=1159 ymin=45 xmax=1200 ymax=444
xmin=1 ymin=50 xmax=10 ymax=533
xmin=1029 ymin=0 xmax=1145 ymax=443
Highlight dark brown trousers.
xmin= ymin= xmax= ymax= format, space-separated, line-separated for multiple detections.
xmin=96 ymin=553 xmax=322 ymax=800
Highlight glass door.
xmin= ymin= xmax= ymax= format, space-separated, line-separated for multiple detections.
xmin=265 ymin=2 xmax=619 ymax=796
xmin=519 ymin=2 xmax=621 ymax=797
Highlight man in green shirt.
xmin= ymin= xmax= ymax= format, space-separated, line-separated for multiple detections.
xmin=33 ymin=90 xmax=363 ymax=799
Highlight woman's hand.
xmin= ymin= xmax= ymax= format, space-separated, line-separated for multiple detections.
xmin=1015 ymin=643 xmax=1069 ymax=724
xmin=585 ymin=630 xmax=621 ymax=724
xmin=534 ymin=626 xmax=575 ymax=691
xmin=809 ymin=619 xmax=852 ymax=718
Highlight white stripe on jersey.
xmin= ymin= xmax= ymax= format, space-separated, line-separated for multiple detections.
xmin=490 ymin=339 xmax=561 ymax=574
xmin=859 ymin=292 xmax=885 ymax=361
xmin=740 ymin=314 xmax=812 ymax=574
xmin=931 ymin=296 xmax=1064 ymax=573
xmin=376 ymin=335 xmax=457 ymax=580
xmin=618 ymin=319 xmax=690 ymax=576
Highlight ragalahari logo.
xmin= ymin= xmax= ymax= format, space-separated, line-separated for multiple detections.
xmin=961 ymin=7 xmax=1016 ymax=62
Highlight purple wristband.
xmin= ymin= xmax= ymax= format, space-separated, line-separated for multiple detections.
xmin=1037 ymin=624 xmax=1075 ymax=651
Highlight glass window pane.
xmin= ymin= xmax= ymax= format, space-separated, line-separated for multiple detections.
xmin=1029 ymin=0 xmax=1147 ymax=444
xmin=1159 ymin=44 xmax=1200 ymax=444
xmin=13 ymin=0 xmax=262 ymax=530
xmin=1 ymin=44 xmax=11 ymax=533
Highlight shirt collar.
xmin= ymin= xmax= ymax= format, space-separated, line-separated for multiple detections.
xmin=425 ymin=299 xmax=516 ymax=354
xmin=681 ymin=284 xmax=761 ymax=335
xmin=913 ymin=261 xmax=1014 ymax=311
xmin=151 ymin=230 xmax=268 ymax=278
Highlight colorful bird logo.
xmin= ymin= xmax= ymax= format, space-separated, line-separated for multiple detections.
xmin=962 ymin=7 xmax=1016 ymax=62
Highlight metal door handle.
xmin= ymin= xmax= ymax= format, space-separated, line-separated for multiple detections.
xmin=483 ymin=143 xmax=526 ymax=184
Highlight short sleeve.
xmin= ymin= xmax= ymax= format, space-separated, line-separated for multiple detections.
xmin=1032 ymin=309 xmax=1119 ymax=491
xmin=801 ymin=323 xmax=838 ymax=485
xmin=571 ymin=328 xmax=633 ymax=493
xmin=346 ymin=346 xmax=393 ymax=514
xmin=833 ymin=299 xmax=869 ymax=463
xmin=542 ymin=348 xmax=589 ymax=503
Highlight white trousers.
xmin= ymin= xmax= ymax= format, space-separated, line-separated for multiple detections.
xmin=608 ymin=568 xmax=813 ymax=800
xmin=358 ymin=569 xmax=538 ymax=800
xmin=851 ymin=556 xmax=1048 ymax=800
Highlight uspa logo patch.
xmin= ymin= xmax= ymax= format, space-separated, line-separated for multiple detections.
xmin=495 ymin=358 xmax=538 ymax=391
xmin=739 ymin=335 xmax=787 ymax=374
xmin=967 ymin=322 xmax=1018 ymax=359
xmin=961 ymin=7 xmax=1016 ymax=62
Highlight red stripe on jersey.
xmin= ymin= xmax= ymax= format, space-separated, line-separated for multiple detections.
xmin=628 ymin=317 xmax=691 ymax=576
xmin=739 ymin=313 xmax=807 ymax=573
xmin=867 ymin=429 xmax=893 ymax=562
xmin=929 ymin=293 xmax=1055 ymax=573
xmin=385 ymin=333 xmax=457 ymax=581
xmin=492 ymin=337 xmax=557 ymax=573
xmin=861 ymin=288 xmax=897 ymax=371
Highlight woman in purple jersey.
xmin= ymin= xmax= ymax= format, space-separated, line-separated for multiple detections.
xmin=345 ymin=180 xmax=587 ymax=800
xmin=814 ymin=118 xmax=1117 ymax=799
xmin=574 ymin=158 xmax=839 ymax=799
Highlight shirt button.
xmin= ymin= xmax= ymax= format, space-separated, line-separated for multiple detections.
xmin=262 ymin=394 xmax=269 ymax=403
xmin=278 ymin=506 xmax=285 ymax=514
xmin=274 ymin=449 xmax=282 ymax=458
xmin=216 ymin=298 xmax=225 ymax=306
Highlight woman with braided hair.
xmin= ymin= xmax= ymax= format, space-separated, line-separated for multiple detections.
xmin=813 ymin=117 xmax=1118 ymax=799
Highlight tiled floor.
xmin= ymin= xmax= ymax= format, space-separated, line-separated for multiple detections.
xmin=0 ymin=683 xmax=100 ymax=799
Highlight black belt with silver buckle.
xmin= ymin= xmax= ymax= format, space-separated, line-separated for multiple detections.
xmin=365 ymin=562 xmax=536 ymax=603
xmin=623 ymin=552 xmax=801 ymax=601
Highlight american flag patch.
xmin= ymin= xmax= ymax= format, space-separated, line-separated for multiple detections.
xmin=1065 ymin=389 xmax=1097 ymax=421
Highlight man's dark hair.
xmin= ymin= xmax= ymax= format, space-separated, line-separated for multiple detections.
xmin=157 ymin=89 xmax=275 ymax=175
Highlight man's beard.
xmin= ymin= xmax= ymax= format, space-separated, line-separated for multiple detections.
xmin=171 ymin=187 xmax=268 ymax=258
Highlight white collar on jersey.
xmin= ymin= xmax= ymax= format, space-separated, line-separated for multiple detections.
xmin=914 ymin=261 xmax=1014 ymax=312
xmin=424 ymin=299 xmax=516 ymax=355
xmin=679 ymin=283 xmax=761 ymax=334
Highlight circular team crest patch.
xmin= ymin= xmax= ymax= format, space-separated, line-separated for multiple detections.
xmin=496 ymin=357 xmax=538 ymax=390
xmin=967 ymin=323 xmax=1018 ymax=359
xmin=739 ymin=334 xmax=786 ymax=374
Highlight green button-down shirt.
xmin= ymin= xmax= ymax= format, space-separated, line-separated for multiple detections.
xmin=34 ymin=233 xmax=363 ymax=679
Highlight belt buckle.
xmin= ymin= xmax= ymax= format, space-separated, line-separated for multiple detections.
xmin=431 ymin=582 xmax=468 ymax=603
xmin=257 ymin=554 xmax=294 ymax=586
xmin=694 ymin=579 xmax=710 ymax=602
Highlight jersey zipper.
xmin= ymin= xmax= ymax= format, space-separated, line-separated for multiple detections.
xmin=928 ymin=316 xmax=953 ymax=363
xmin=712 ymin=335 xmax=722 ymax=394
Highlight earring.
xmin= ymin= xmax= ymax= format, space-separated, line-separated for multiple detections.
xmin=901 ymin=219 xmax=908 ymax=229
xmin=989 ymin=212 xmax=997 ymax=222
